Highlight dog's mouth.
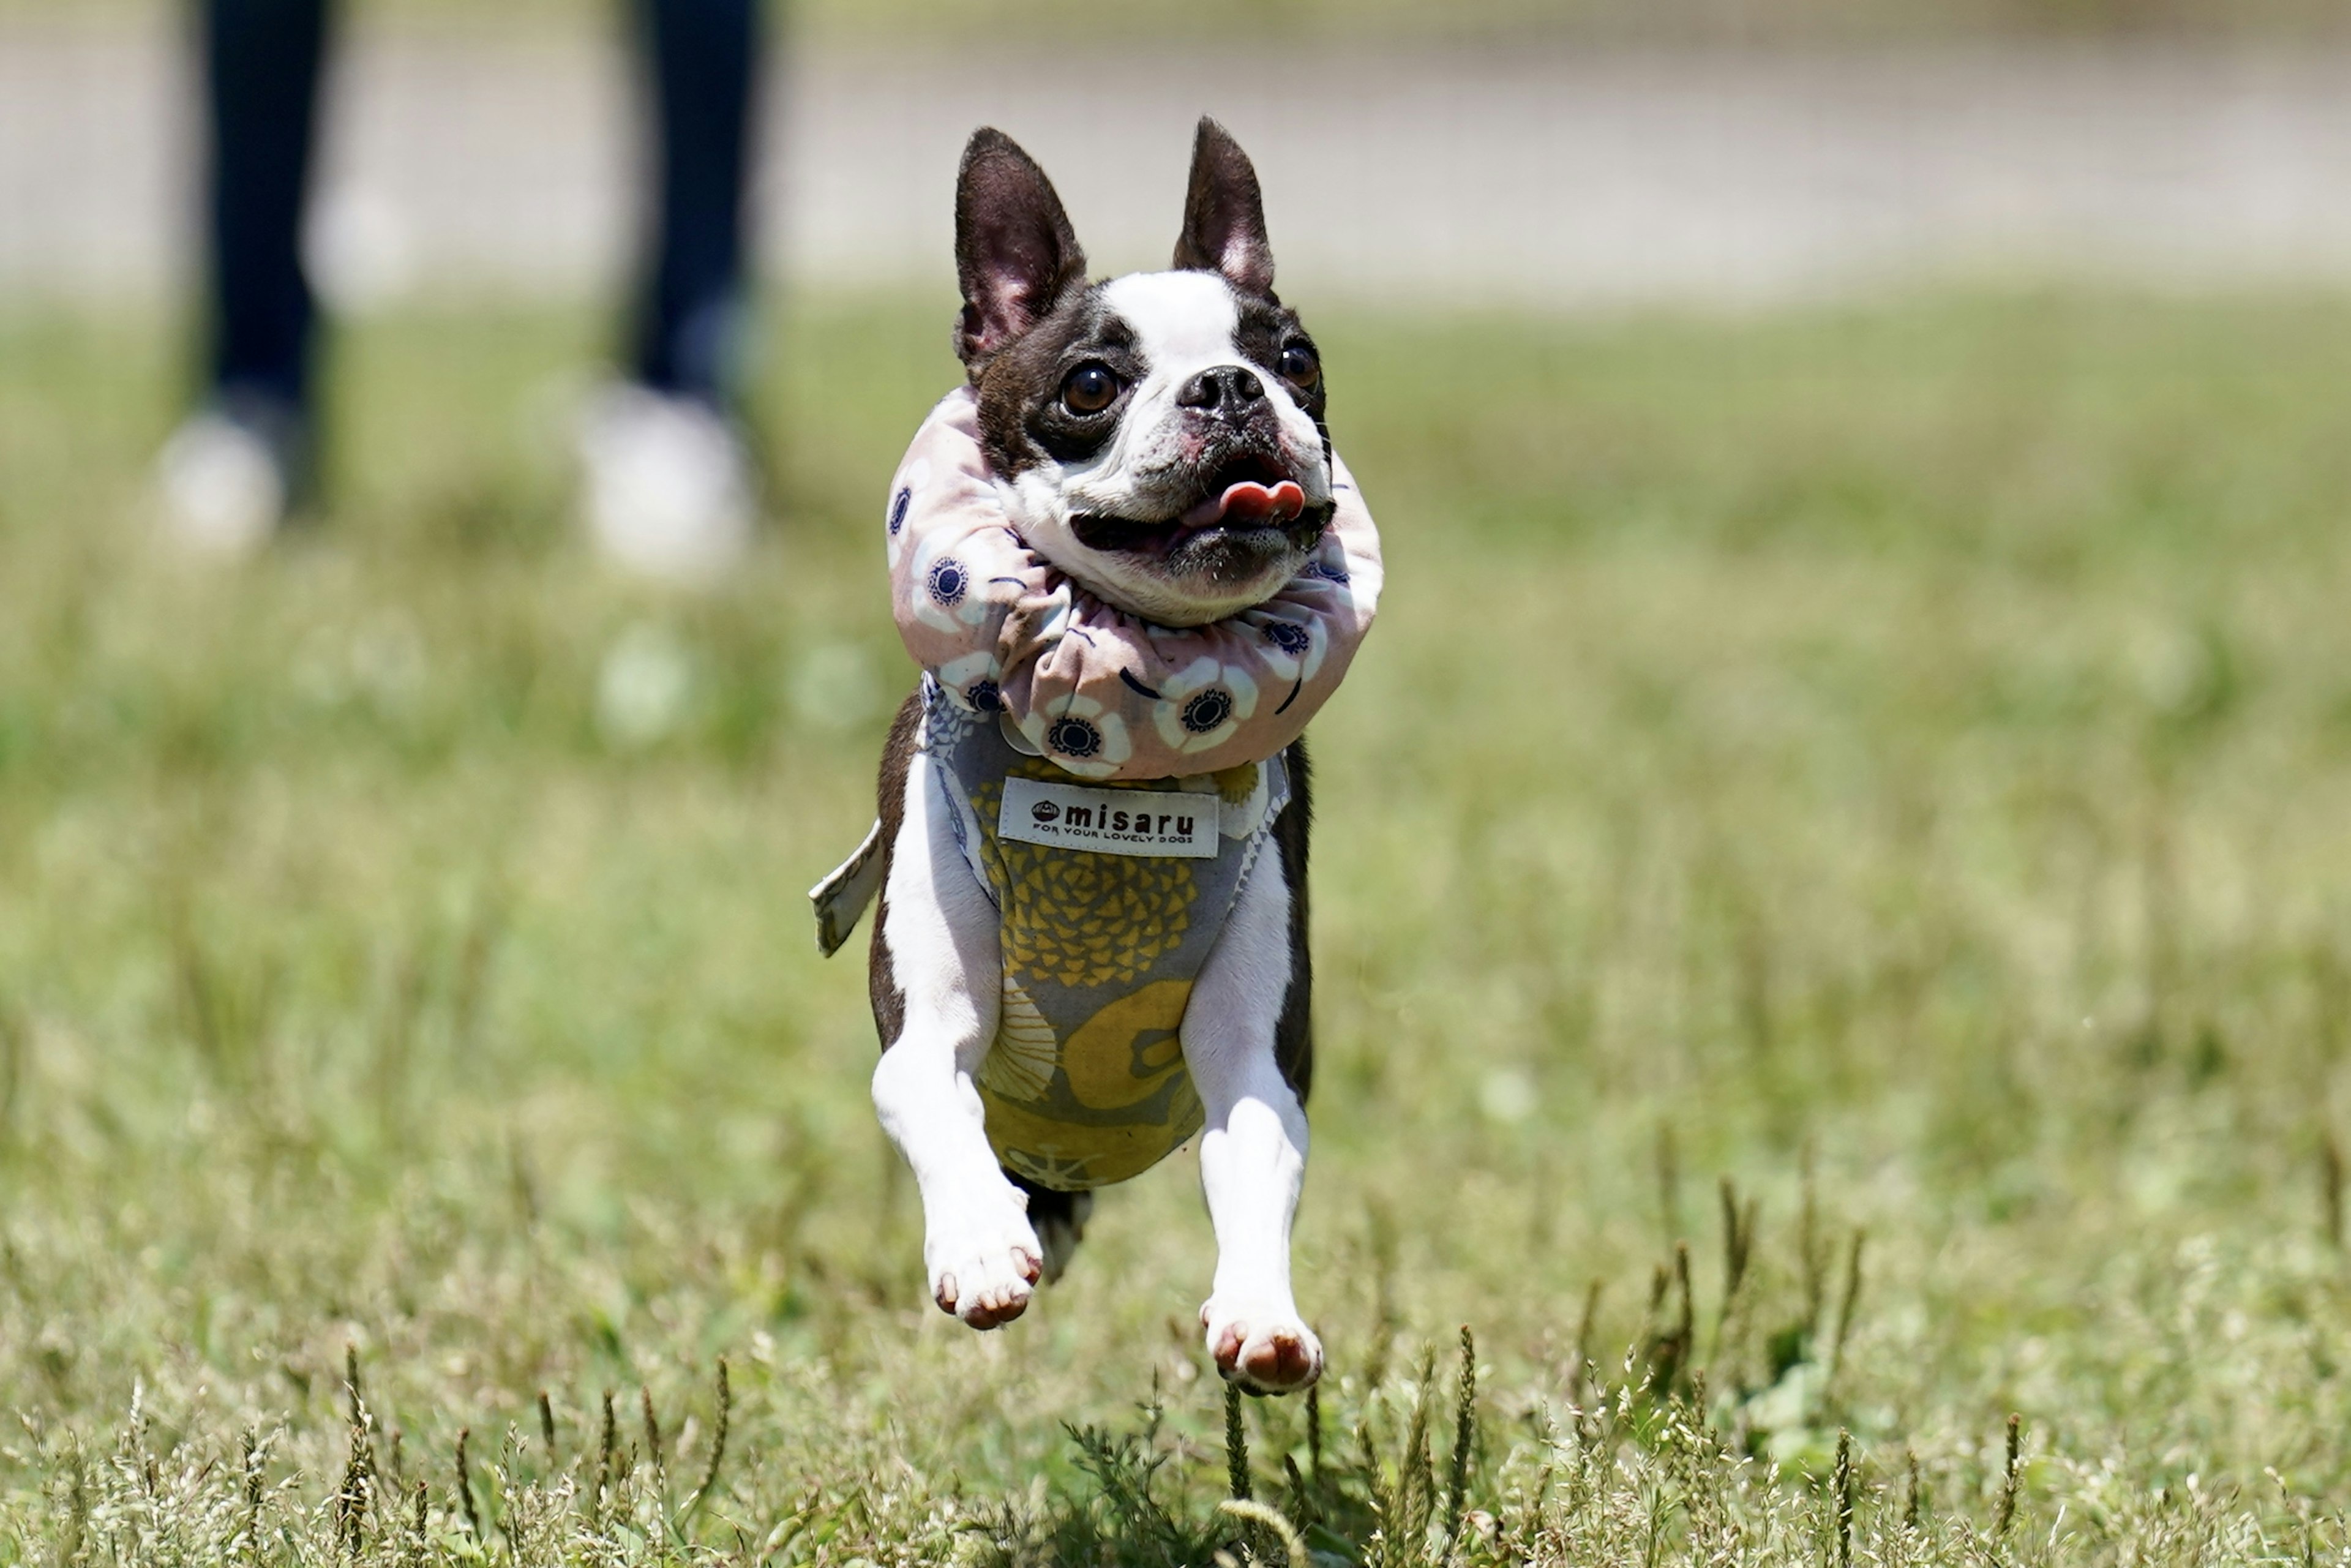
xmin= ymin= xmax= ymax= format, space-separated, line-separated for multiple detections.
xmin=1071 ymin=456 xmax=1319 ymax=561
xmin=1176 ymin=454 xmax=1308 ymax=531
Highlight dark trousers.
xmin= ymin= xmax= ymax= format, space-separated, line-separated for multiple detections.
xmin=199 ymin=0 xmax=763 ymax=416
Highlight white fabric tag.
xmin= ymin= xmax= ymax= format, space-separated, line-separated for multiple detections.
xmin=998 ymin=778 xmax=1221 ymax=859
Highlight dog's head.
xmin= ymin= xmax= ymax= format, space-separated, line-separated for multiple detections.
xmin=952 ymin=119 xmax=1332 ymax=628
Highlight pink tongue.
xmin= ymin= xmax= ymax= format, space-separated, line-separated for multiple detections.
xmin=1181 ymin=479 xmax=1307 ymax=531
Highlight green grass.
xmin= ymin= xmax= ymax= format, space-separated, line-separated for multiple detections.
xmin=5 ymin=286 xmax=2351 ymax=1564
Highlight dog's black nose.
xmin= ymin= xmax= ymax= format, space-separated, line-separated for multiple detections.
xmin=1176 ymin=366 xmax=1266 ymax=421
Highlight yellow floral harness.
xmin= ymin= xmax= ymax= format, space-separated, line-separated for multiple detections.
xmin=815 ymin=677 xmax=1291 ymax=1191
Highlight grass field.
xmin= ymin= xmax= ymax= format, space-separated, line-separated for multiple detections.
xmin=4 ymin=287 xmax=2351 ymax=1564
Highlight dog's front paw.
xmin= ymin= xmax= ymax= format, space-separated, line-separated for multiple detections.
xmin=1201 ymin=1299 xmax=1324 ymax=1394
xmin=925 ymin=1189 xmax=1044 ymax=1330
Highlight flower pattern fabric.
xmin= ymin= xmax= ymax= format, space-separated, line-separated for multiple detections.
xmin=920 ymin=683 xmax=1292 ymax=1190
xmin=884 ymin=386 xmax=1382 ymax=781
xmin=812 ymin=388 xmax=1372 ymax=1181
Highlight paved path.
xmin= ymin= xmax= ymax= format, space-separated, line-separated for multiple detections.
xmin=7 ymin=19 xmax=2351 ymax=307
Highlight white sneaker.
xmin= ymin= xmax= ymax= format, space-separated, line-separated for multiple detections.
xmin=157 ymin=409 xmax=291 ymax=557
xmin=578 ymin=384 xmax=756 ymax=587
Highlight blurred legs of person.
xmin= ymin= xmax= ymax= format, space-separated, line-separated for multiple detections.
xmin=159 ymin=0 xmax=331 ymax=555
xmin=164 ymin=0 xmax=769 ymax=581
xmin=578 ymin=0 xmax=766 ymax=586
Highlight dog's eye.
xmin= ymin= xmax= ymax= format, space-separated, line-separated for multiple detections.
xmin=1062 ymin=364 xmax=1121 ymax=415
xmin=1277 ymin=343 xmax=1321 ymax=390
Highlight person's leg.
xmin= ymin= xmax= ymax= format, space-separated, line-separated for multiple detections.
xmin=162 ymin=0 xmax=333 ymax=552
xmin=631 ymin=0 xmax=762 ymax=407
xmin=203 ymin=0 xmax=334 ymax=415
xmin=581 ymin=0 xmax=763 ymax=583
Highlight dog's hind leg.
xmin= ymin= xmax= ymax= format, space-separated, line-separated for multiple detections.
xmin=1183 ymin=853 xmax=1324 ymax=1394
xmin=1007 ymin=1173 xmax=1093 ymax=1283
xmin=869 ymin=748 xmax=1043 ymax=1329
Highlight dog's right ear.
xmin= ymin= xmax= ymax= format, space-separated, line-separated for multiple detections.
xmin=954 ymin=128 xmax=1087 ymax=367
xmin=1173 ymin=117 xmax=1275 ymax=296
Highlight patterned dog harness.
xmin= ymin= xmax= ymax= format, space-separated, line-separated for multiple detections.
xmin=814 ymin=388 xmax=1372 ymax=1190
xmin=928 ymin=680 xmax=1289 ymax=1190
xmin=812 ymin=681 xmax=1289 ymax=1190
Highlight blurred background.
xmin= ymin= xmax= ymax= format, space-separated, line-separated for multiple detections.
xmin=8 ymin=0 xmax=2351 ymax=311
xmin=7 ymin=1 xmax=2351 ymax=1558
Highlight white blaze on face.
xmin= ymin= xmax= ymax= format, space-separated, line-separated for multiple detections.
xmin=1072 ymin=271 xmax=1329 ymax=517
xmin=1005 ymin=271 xmax=1332 ymax=627
xmin=1070 ymin=272 xmax=1239 ymax=519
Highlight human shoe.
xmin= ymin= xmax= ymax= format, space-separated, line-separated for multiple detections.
xmin=156 ymin=397 xmax=305 ymax=557
xmin=578 ymin=383 xmax=757 ymax=587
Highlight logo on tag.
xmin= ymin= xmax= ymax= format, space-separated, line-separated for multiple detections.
xmin=999 ymin=778 xmax=1220 ymax=859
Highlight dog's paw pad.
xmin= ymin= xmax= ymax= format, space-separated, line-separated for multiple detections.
xmin=926 ymin=1201 xmax=1044 ymax=1330
xmin=1202 ymin=1303 xmax=1323 ymax=1394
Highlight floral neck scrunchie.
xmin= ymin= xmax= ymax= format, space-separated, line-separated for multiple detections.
xmin=885 ymin=386 xmax=1383 ymax=782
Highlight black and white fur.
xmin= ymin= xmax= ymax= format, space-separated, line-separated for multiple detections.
xmin=867 ymin=121 xmax=1330 ymax=1394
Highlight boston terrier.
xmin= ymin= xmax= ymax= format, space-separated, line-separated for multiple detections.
xmin=861 ymin=120 xmax=1341 ymax=1394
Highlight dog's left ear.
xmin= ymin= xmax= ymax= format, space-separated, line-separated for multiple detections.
xmin=956 ymin=127 xmax=1089 ymax=367
xmin=1173 ymin=117 xmax=1275 ymax=296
